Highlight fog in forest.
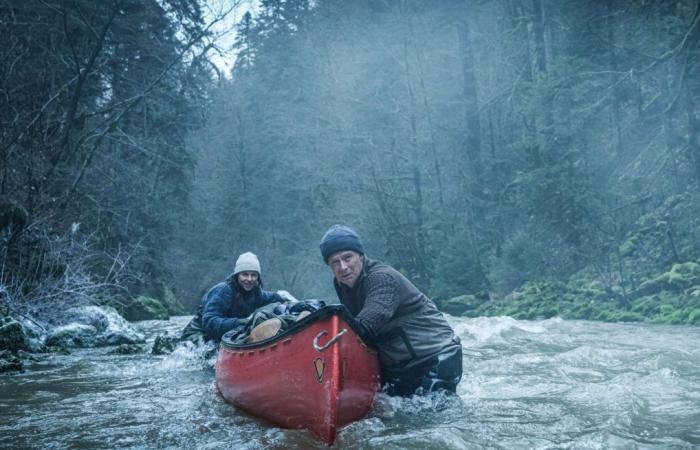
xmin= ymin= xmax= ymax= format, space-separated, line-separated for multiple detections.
xmin=2 ymin=0 xmax=700 ymax=324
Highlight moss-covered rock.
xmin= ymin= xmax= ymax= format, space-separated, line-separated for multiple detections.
xmin=636 ymin=262 xmax=700 ymax=296
xmin=161 ymin=287 xmax=187 ymax=315
xmin=626 ymin=291 xmax=700 ymax=325
xmin=438 ymin=294 xmax=486 ymax=316
xmin=667 ymin=262 xmax=700 ymax=288
xmin=608 ymin=310 xmax=644 ymax=322
xmin=45 ymin=324 xmax=98 ymax=348
xmin=0 ymin=350 xmax=22 ymax=373
xmin=0 ymin=317 xmax=30 ymax=352
xmin=108 ymin=344 xmax=144 ymax=355
xmin=43 ymin=346 xmax=71 ymax=355
xmin=66 ymin=305 xmax=144 ymax=340
xmin=124 ymin=296 xmax=170 ymax=321
xmin=687 ymin=309 xmax=700 ymax=325
xmin=617 ymin=219 xmax=668 ymax=261
xmin=18 ymin=318 xmax=48 ymax=352
xmin=443 ymin=258 xmax=700 ymax=326
xmin=652 ymin=307 xmax=686 ymax=324
xmin=632 ymin=295 xmax=664 ymax=316
xmin=0 ymin=202 xmax=29 ymax=235
xmin=46 ymin=305 xmax=145 ymax=348
xmin=151 ymin=334 xmax=179 ymax=355
xmin=619 ymin=236 xmax=639 ymax=258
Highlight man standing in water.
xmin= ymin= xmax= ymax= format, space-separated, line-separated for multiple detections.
xmin=320 ymin=225 xmax=463 ymax=396
xmin=181 ymin=252 xmax=294 ymax=342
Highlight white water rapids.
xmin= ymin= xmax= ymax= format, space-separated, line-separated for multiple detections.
xmin=1 ymin=315 xmax=698 ymax=449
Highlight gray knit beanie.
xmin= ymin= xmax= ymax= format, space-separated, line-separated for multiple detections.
xmin=233 ymin=252 xmax=261 ymax=275
xmin=319 ymin=225 xmax=365 ymax=262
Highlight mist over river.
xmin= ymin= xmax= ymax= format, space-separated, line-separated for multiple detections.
xmin=1 ymin=315 xmax=698 ymax=449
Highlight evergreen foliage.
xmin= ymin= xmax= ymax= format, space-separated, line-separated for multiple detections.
xmin=0 ymin=0 xmax=217 ymax=318
xmin=172 ymin=0 xmax=700 ymax=323
xmin=3 ymin=0 xmax=700 ymax=325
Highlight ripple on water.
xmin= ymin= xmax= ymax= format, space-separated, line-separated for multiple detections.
xmin=2 ymin=316 xmax=699 ymax=449
xmin=452 ymin=316 xmax=548 ymax=344
xmin=653 ymin=348 xmax=700 ymax=377
xmin=346 ymin=391 xmax=476 ymax=450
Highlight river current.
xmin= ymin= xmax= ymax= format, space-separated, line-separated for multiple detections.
xmin=1 ymin=315 xmax=698 ymax=449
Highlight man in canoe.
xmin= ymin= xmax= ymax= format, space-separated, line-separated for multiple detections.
xmin=181 ymin=251 xmax=296 ymax=342
xmin=320 ymin=225 xmax=463 ymax=396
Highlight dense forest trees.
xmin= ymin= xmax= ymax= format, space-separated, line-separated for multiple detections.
xmin=0 ymin=0 xmax=226 ymax=318
xmin=172 ymin=0 xmax=700 ymax=322
xmin=3 ymin=0 xmax=700 ymax=324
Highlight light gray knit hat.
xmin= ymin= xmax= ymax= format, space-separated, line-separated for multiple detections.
xmin=233 ymin=252 xmax=261 ymax=276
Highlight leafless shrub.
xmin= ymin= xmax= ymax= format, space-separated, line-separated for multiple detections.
xmin=1 ymin=223 xmax=142 ymax=323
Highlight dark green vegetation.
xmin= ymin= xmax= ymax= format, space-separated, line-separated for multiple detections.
xmin=438 ymin=263 xmax=700 ymax=325
xmin=2 ymin=1 xmax=700 ymax=326
xmin=0 ymin=0 xmax=217 ymax=319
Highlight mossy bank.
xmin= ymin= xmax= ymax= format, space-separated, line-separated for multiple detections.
xmin=437 ymin=262 xmax=700 ymax=325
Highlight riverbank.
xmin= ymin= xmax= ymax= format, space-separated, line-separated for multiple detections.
xmin=0 ymin=303 xmax=183 ymax=374
xmin=437 ymin=262 xmax=700 ymax=325
xmin=4 ymin=259 xmax=700 ymax=375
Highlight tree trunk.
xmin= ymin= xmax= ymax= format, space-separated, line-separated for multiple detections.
xmin=458 ymin=9 xmax=484 ymax=201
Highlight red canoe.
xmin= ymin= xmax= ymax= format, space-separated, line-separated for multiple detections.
xmin=215 ymin=305 xmax=381 ymax=444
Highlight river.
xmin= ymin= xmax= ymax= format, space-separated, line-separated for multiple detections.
xmin=1 ymin=315 xmax=698 ymax=449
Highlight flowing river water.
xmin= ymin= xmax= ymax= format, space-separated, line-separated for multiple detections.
xmin=1 ymin=315 xmax=699 ymax=449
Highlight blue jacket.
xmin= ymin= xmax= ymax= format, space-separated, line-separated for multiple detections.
xmin=199 ymin=278 xmax=282 ymax=342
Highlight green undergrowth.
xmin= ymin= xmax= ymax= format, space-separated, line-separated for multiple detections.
xmin=436 ymin=261 xmax=700 ymax=325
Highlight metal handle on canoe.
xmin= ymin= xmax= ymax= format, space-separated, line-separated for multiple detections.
xmin=313 ymin=328 xmax=347 ymax=351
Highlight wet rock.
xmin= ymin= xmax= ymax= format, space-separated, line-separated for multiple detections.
xmin=0 ymin=202 xmax=28 ymax=236
xmin=45 ymin=305 xmax=146 ymax=349
xmin=96 ymin=332 xmax=142 ymax=346
xmin=124 ymin=296 xmax=170 ymax=321
xmin=64 ymin=306 xmax=119 ymax=332
xmin=108 ymin=344 xmax=144 ymax=355
xmin=436 ymin=293 xmax=494 ymax=317
xmin=45 ymin=324 xmax=98 ymax=348
xmin=18 ymin=318 xmax=48 ymax=352
xmin=688 ymin=308 xmax=700 ymax=325
xmin=15 ymin=350 xmax=38 ymax=361
xmin=58 ymin=305 xmax=145 ymax=347
xmin=43 ymin=346 xmax=71 ymax=355
xmin=0 ymin=317 xmax=30 ymax=352
xmin=151 ymin=334 xmax=179 ymax=355
xmin=0 ymin=350 xmax=22 ymax=373
xmin=162 ymin=286 xmax=187 ymax=315
xmin=439 ymin=294 xmax=484 ymax=316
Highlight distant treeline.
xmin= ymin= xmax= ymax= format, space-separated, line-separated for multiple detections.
xmin=2 ymin=1 xmax=700 ymax=324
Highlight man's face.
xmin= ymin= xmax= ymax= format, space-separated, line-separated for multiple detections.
xmin=237 ymin=271 xmax=259 ymax=291
xmin=328 ymin=250 xmax=363 ymax=288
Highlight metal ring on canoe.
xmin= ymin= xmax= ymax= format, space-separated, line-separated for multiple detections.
xmin=313 ymin=328 xmax=347 ymax=351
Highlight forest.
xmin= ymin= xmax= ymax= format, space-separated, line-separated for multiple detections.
xmin=2 ymin=0 xmax=700 ymax=327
